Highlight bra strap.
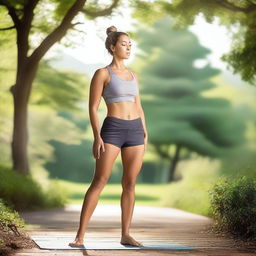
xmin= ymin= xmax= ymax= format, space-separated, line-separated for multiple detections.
xmin=129 ymin=70 xmax=135 ymax=79
xmin=105 ymin=66 xmax=112 ymax=76
xmin=106 ymin=65 xmax=114 ymax=74
xmin=106 ymin=65 xmax=135 ymax=80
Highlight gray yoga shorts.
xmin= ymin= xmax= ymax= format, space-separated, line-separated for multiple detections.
xmin=100 ymin=116 xmax=145 ymax=148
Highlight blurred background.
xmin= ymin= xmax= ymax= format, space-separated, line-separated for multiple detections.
xmin=1 ymin=0 xmax=256 ymax=218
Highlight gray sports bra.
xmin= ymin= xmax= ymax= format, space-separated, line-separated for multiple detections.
xmin=102 ymin=65 xmax=138 ymax=104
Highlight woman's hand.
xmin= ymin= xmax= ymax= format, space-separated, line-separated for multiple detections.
xmin=93 ymin=136 xmax=105 ymax=159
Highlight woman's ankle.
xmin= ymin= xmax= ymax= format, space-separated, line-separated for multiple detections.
xmin=76 ymin=232 xmax=85 ymax=240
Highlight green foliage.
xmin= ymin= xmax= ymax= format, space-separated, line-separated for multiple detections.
xmin=131 ymin=0 xmax=256 ymax=85
xmin=130 ymin=0 xmax=164 ymax=27
xmin=0 ymin=197 xmax=36 ymax=256
xmin=0 ymin=30 xmax=87 ymax=180
xmin=166 ymin=0 xmax=256 ymax=84
xmin=45 ymin=139 xmax=95 ymax=182
xmin=221 ymin=29 xmax=256 ymax=84
xmin=134 ymin=15 xmax=246 ymax=159
xmin=32 ymin=59 xmax=88 ymax=111
xmin=52 ymin=0 xmax=75 ymax=22
xmin=161 ymin=157 xmax=219 ymax=216
xmin=0 ymin=164 xmax=67 ymax=211
xmin=209 ymin=175 xmax=256 ymax=239
xmin=0 ymin=199 xmax=24 ymax=233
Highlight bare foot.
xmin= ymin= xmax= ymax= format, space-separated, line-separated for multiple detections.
xmin=68 ymin=236 xmax=84 ymax=247
xmin=120 ymin=234 xmax=143 ymax=247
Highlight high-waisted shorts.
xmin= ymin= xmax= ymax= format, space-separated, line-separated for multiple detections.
xmin=100 ymin=116 xmax=145 ymax=148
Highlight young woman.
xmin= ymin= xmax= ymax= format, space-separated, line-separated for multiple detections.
xmin=69 ymin=25 xmax=148 ymax=247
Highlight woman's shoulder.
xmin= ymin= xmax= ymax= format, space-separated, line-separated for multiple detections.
xmin=93 ymin=66 xmax=109 ymax=77
xmin=95 ymin=66 xmax=109 ymax=72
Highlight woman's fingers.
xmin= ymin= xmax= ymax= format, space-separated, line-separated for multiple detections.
xmin=92 ymin=138 xmax=105 ymax=159
xmin=98 ymin=142 xmax=105 ymax=159
xmin=97 ymin=144 xmax=101 ymax=159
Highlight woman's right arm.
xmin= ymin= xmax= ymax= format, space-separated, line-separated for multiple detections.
xmin=88 ymin=68 xmax=106 ymax=158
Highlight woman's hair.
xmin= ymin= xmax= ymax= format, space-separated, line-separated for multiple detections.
xmin=105 ymin=25 xmax=129 ymax=55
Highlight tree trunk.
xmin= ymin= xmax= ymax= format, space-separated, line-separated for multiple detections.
xmin=168 ymin=144 xmax=181 ymax=182
xmin=10 ymin=59 xmax=39 ymax=175
xmin=11 ymin=94 xmax=29 ymax=174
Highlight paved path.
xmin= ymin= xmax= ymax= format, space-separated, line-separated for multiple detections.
xmin=15 ymin=204 xmax=256 ymax=256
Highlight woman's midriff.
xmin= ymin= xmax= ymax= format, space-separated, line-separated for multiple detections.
xmin=106 ymin=101 xmax=140 ymax=120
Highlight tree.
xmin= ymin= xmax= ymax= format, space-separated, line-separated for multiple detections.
xmin=0 ymin=0 xmax=120 ymax=175
xmin=134 ymin=16 xmax=246 ymax=182
xmin=130 ymin=0 xmax=256 ymax=85
xmin=0 ymin=47 xmax=89 ymax=180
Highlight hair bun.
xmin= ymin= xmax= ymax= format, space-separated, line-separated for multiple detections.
xmin=106 ymin=26 xmax=117 ymax=36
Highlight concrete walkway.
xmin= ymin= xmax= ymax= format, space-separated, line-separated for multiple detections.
xmin=15 ymin=204 xmax=256 ymax=256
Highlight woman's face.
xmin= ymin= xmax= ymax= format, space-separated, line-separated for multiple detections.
xmin=111 ymin=34 xmax=132 ymax=59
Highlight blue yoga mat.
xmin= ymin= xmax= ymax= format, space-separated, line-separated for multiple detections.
xmin=31 ymin=235 xmax=195 ymax=250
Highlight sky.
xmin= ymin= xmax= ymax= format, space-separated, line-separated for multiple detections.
xmin=46 ymin=3 xmax=232 ymax=71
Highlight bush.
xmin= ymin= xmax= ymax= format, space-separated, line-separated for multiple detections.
xmin=0 ymin=198 xmax=35 ymax=256
xmin=0 ymin=164 xmax=67 ymax=211
xmin=208 ymin=175 xmax=256 ymax=240
xmin=0 ymin=198 xmax=24 ymax=234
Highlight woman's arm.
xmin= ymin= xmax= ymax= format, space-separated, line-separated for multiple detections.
xmin=88 ymin=68 xmax=106 ymax=139
xmin=132 ymin=70 xmax=148 ymax=138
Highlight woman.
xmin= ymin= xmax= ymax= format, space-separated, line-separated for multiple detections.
xmin=69 ymin=25 xmax=148 ymax=247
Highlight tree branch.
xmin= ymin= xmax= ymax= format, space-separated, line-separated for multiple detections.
xmin=154 ymin=144 xmax=171 ymax=160
xmin=215 ymin=0 xmax=256 ymax=13
xmin=22 ymin=0 xmax=40 ymax=27
xmin=13 ymin=0 xmax=41 ymax=68
xmin=29 ymin=0 xmax=87 ymax=62
xmin=82 ymin=0 xmax=120 ymax=18
xmin=0 ymin=0 xmax=20 ymax=27
xmin=0 ymin=25 xmax=15 ymax=30
xmin=70 ymin=22 xmax=86 ymax=33
xmin=71 ymin=21 xmax=84 ymax=27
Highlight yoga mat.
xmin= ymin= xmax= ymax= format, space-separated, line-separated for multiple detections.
xmin=31 ymin=235 xmax=195 ymax=250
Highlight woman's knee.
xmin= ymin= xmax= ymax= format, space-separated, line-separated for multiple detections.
xmin=121 ymin=179 xmax=136 ymax=191
xmin=91 ymin=176 xmax=109 ymax=190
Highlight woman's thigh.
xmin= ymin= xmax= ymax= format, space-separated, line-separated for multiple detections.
xmin=92 ymin=143 xmax=120 ymax=184
xmin=121 ymin=144 xmax=144 ymax=183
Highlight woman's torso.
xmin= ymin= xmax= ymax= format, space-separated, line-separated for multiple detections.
xmin=102 ymin=65 xmax=141 ymax=120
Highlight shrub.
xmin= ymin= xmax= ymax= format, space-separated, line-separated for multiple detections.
xmin=0 ymin=198 xmax=24 ymax=234
xmin=208 ymin=175 xmax=256 ymax=240
xmin=0 ymin=164 xmax=67 ymax=211
xmin=0 ymin=198 xmax=35 ymax=256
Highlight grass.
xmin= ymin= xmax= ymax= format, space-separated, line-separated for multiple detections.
xmin=57 ymin=179 xmax=170 ymax=206
xmin=56 ymin=157 xmax=221 ymax=218
xmin=56 ymin=179 xmax=215 ymax=217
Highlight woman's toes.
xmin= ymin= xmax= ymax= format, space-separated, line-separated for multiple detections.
xmin=68 ymin=239 xmax=84 ymax=247
xmin=120 ymin=235 xmax=143 ymax=247
xmin=136 ymin=241 xmax=142 ymax=246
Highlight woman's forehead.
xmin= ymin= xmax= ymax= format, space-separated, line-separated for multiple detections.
xmin=119 ymin=35 xmax=131 ymax=43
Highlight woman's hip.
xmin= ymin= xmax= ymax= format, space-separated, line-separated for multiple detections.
xmin=101 ymin=116 xmax=143 ymax=131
